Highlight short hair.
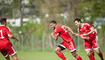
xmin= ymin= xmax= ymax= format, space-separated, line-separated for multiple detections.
xmin=0 ymin=18 xmax=7 ymax=24
xmin=74 ymin=18 xmax=82 ymax=23
xmin=50 ymin=20 xmax=57 ymax=24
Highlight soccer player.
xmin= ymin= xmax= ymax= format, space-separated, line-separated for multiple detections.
xmin=74 ymin=18 xmax=104 ymax=60
xmin=0 ymin=18 xmax=19 ymax=60
xmin=50 ymin=20 xmax=82 ymax=60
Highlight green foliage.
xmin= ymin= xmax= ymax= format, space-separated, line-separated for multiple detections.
xmin=22 ymin=21 xmax=43 ymax=35
xmin=29 ymin=0 xmax=33 ymax=5
xmin=78 ymin=0 xmax=105 ymax=21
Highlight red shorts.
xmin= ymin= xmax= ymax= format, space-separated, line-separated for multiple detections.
xmin=58 ymin=40 xmax=76 ymax=52
xmin=85 ymin=39 xmax=99 ymax=51
xmin=0 ymin=40 xmax=16 ymax=57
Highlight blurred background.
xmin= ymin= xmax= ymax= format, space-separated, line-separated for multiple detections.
xmin=0 ymin=0 xmax=105 ymax=60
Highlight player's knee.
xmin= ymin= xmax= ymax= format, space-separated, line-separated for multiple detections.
xmin=54 ymin=49 xmax=58 ymax=53
xmin=95 ymin=49 xmax=100 ymax=54
xmin=86 ymin=51 xmax=91 ymax=55
xmin=13 ymin=57 xmax=18 ymax=60
xmin=54 ymin=49 xmax=60 ymax=53
xmin=71 ymin=51 xmax=78 ymax=57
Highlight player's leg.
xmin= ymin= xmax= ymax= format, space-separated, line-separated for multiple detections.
xmin=66 ymin=40 xmax=82 ymax=60
xmin=11 ymin=54 xmax=18 ymax=60
xmin=90 ymin=49 xmax=94 ymax=56
xmin=55 ymin=43 xmax=66 ymax=60
xmin=5 ymin=55 xmax=10 ymax=60
xmin=85 ymin=41 xmax=95 ymax=60
xmin=1 ymin=49 xmax=10 ymax=60
xmin=71 ymin=51 xmax=82 ymax=60
xmin=85 ymin=50 xmax=95 ymax=60
xmin=7 ymin=46 xmax=19 ymax=60
xmin=95 ymin=49 xmax=104 ymax=60
xmin=92 ymin=40 xmax=104 ymax=60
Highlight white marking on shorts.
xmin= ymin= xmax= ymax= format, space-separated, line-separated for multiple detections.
xmin=10 ymin=47 xmax=16 ymax=56
xmin=70 ymin=49 xmax=76 ymax=52
xmin=59 ymin=44 xmax=66 ymax=48
xmin=85 ymin=49 xmax=91 ymax=51
xmin=4 ymin=54 xmax=8 ymax=57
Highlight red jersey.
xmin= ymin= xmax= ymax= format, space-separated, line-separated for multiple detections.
xmin=0 ymin=25 xmax=12 ymax=48
xmin=78 ymin=23 xmax=97 ymax=39
xmin=54 ymin=25 xmax=73 ymax=42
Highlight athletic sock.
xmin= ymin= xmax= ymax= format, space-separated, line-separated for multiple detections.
xmin=98 ymin=52 xmax=104 ymax=60
xmin=56 ymin=52 xmax=66 ymax=60
xmin=88 ymin=54 xmax=95 ymax=60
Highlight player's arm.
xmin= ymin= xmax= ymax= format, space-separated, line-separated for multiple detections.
xmin=11 ymin=36 xmax=19 ymax=41
xmin=83 ymin=27 xmax=94 ymax=36
xmin=78 ymin=28 xmax=89 ymax=39
xmin=51 ymin=32 xmax=58 ymax=40
xmin=79 ymin=31 xmax=89 ymax=39
xmin=83 ymin=24 xmax=94 ymax=35
xmin=8 ymin=34 xmax=19 ymax=41
xmin=6 ymin=27 xmax=19 ymax=41
xmin=80 ymin=35 xmax=89 ymax=39
xmin=96 ymin=35 xmax=98 ymax=41
xmin=63 ymin=26 xmax=77 ymax=36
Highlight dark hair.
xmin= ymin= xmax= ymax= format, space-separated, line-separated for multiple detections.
xmin=50 ymin=20 xmax=57 ymax=24
xmin=0 ymin=18 xmax=7 ymax=24
xmin=74 ymin=18 xmax=82 ymax=23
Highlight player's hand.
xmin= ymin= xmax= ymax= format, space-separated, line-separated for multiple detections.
xmin=73 ymin=33 xmax=79 ymax=36
xmin=14 ymin=38 xmax=19 ymax=41
xmin=11 ymin=37 xmax=19 ymax=41
xmin=80 ymin=35 xmax=89 ymax=39
xmin=96 ymin=36 xmax=98 ymax=41
xmin=51 ymin=32 xmax=55 ymax=36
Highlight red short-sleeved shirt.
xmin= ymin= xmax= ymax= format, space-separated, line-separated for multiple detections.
xmin=78 ymin=23 xmax=97 ymax=39
xmin=54 ymin=25 xmax=73 ymax=42
xmin=0 ymin=25 xmax=12 ymax=48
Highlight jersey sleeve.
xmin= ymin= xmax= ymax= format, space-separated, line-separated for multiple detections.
xmin=6 ymin=27 xmax=12 ymax=36
xmin=85 ymin=23 xmax=92 ymax=29
xmin=54 ymin=26 xmax=61 ymax=36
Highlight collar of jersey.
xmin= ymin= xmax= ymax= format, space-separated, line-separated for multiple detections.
xmin=0 ymin=25 xmax=5 ymax=26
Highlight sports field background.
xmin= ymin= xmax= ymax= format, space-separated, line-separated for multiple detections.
xmin=0 ymin=50 xmax=105 ymax=60
xmin=0 ymin=0 xmax=105 ymax=60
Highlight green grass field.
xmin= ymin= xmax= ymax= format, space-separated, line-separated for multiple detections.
xmin=0 ymin=50 xmax=105 ymax=60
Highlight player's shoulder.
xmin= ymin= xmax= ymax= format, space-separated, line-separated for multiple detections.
xmin=0 ymin=26 xmax=7 ymax=29
xmin=56 ymin=25 xmax=62 ymax=28
xmin=82 ymin=23 xmax=90 ymax=27
xmin=4 ymin=26 xmax=11 ymax=31
xmin=56 ymin=25 xmax=64 ymax=31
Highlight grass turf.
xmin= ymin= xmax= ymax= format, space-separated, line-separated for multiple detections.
xmin=0 ymin=50 xmax=105 ymax=60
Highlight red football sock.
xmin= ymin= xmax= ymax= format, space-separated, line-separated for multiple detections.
xmin=56 ymin=52 xmax=66 ymax=60
xmin=88 ymin=54 xmax=95 ymax=60
xmin=76 ymin=56 xmax=82 ymax=60
xmin=98 ymin=52 xmax=104 ymax=60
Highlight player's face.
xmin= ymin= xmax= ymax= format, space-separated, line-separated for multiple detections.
xmin=74 ymin=21 xmax=80 ymax=27
xmin=50 ymin=23 xmax=56 ymax=30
